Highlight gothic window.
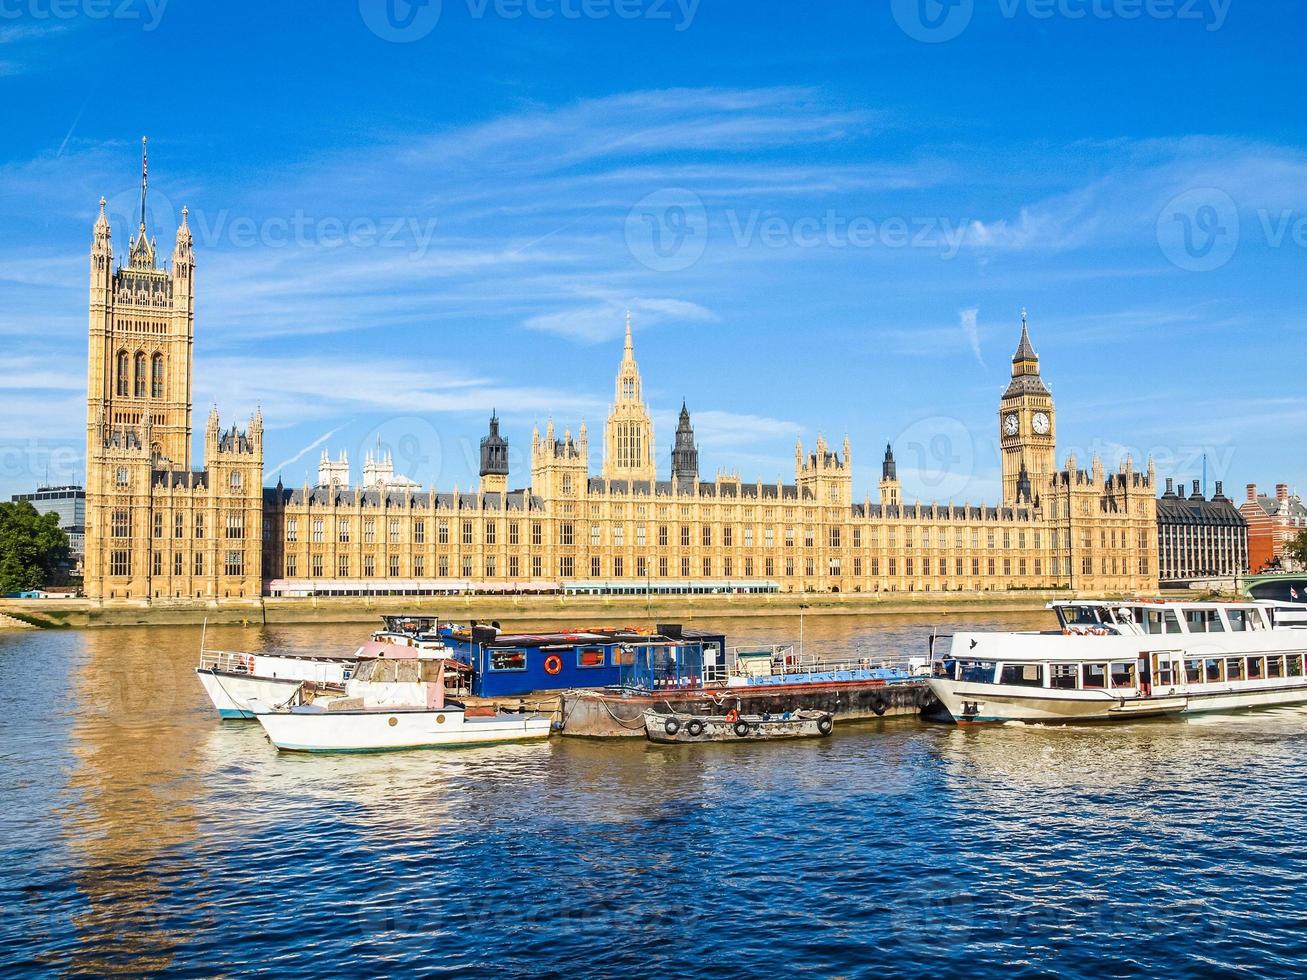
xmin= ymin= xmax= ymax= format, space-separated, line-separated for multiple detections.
xmin=363 ymin=555 xmax=375 ymax=577
xmin=116 ymin=350 xmax=129 ymax=396
xmin=195 ymin=552 xmax=205 ymax=575
xmin=413 ymin=520 xmax=425 ymax=544
xmin=134 ymin=352 xmax=147 ymax=397
xmin=110 ymin=550 xmax=131 ymax=576
xmin=338 ymin=556 xmax=349 ymax=577
xmin=390 ymin=519 xmax=401 ymax=544
xmin=173 ymin=552 xmax=183 ymax=575
xmin=390 ymin=555 xmax=401 ymax=577
xmin=226 ymin=514 xmax=244 ymax=539
xmin=111 ymin=509 xmax=131 ymax=538
xmin=225 ymin=551 xmax=245 ymax=576
xmin=338 ymin=520 xmax=350 ymax=543
xmin=461 ymin=521 xmax=472 ymax=545
xmin=414 ymin=555 xmax=425 ymax=576
xmin=486 ymin=522 xmax=497 ymax=545
xmin=194 ymin=514 xmax=204 ymax=539
xmin=230 ymin=472 xmax=242 ymax=490
xmin=151 ymin=353 xmax=164 ymax=398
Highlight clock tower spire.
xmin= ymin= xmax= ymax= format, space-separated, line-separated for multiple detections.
xmin=999 ymin=309 xmax=1056 ymax=505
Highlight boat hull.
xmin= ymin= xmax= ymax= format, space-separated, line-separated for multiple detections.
xmin=251 ymin=705 xmax=553 ymax=752
xmin=928 ymin=677 xmax=1307 ymax=725
xmin=644 ymin=709 xmax=832 ymax=744
xmin=196 ymin=669 xmax=309 ymax=720
xmin=560 ymin=679 xmax=930 ymax=737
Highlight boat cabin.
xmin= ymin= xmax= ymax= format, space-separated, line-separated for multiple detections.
xmin=446 ymin=625 xmax=725 ymax=697
xmin=938 ymin=600 xmax=1307 ymax=699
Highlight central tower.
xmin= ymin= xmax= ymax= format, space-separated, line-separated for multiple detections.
xmin=602 ymin=314 xmax=656 ymax=483
xmin=998 ymin=309 xmax=1056 ymax=505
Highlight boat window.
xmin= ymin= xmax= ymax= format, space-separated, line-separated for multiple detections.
xmin=577 ymin=647 xmax=606 ymax=668
xmin=1225 ymin=658 xmax=1244 ymax=682
xmin=1050 ymin=663 xmax=1078 ymax=690
xmin=1155 ymin=658 xmax=1174 ymax=686
xmin=1109 ymin=663 xmax=1136 ymax=688
xmin=1204 ymin=659 xmax=1222 ymax=682
xmin=1082 ymin=663 xmax=1107 ymax=689
xmin=1227 ymin=609 xmax=1248 ymax=632
xmin=1185 ymin=611 xmax=1207 ymax=634
xmin=1065 ymin=606 xmax=1102 ymax=626
xmin=1164 ymin=611 xmax=1183 ymax=634
xmin=1205 ymin=610 xmax=1225 ymax=633
xmin=1288 ymin=655 xmax=1304 ymax=678
xmin=490 ymin=650 xmax=527 ymax=671
xmin=613 ymin=647 xmax=636 ymax=667
xmin=1268 ymin=657 xmax=1284 ymax=679
xmin=1144 ymin=611 xmax=1166 ymax=635
xmin=959 ymin=660 xmax=996 ymax=684
xmin=999 ymin=663 xmax=1044 ymax=687
xmin=1184 ymin=660 xmax=1203 ymax=684
xmin=1246 ymin=658 xmax=1264 ymax=680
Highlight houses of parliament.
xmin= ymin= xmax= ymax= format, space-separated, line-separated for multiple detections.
xmin=83 ymin=159 xmax=1159 ymax=601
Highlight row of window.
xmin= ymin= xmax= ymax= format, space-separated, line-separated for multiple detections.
xmin=120 ymin=510 xmax=248 ymax=540
xmin=108 ymin=550 xmax=246 ymax=577
xmin=114 ymin=350 xmax=165 ymax=399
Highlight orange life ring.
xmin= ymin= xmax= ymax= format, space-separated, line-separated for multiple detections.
xmin=724 ymin=708 xmax=740 ymax=724
xmin=543 ymin=654 xmax=563 ymax=676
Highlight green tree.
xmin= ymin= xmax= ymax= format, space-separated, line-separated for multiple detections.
xmin=0 ymin=500 xmax=70 ymax=594
xmin=1287 ymin=530 xmax=1307 ymax=568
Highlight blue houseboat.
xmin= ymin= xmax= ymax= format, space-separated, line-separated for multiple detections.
xmin=442 ymin=623 xmax=726 ymax=698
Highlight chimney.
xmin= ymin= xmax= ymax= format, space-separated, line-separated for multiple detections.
xmin=1247 ymin=483 xmax=1257 ymax=502
xmin=1277 ymin=484 xmax=1290 ymax=503
xmin=1165 ymin=477 xmax=1174 ymax=495
xmin=1192 ymin=480 xmax=1202 ymax=499
xmin=1214 ymin=481 xmax=1225 ymax=499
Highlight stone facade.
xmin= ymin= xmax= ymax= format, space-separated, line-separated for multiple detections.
xmin=261 ymin=317 xmax=1157 ymax=597
xmin=83 ymin=147 xmax=263 ymax=601
xmin=1155 ymin=479 xmax=1248 ymax=586
xmin=83 ymin=159 xmax=1159 ymax=601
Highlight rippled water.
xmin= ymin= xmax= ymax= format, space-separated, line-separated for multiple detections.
xmin=3 ymin=612 xmax=1307 ymax=977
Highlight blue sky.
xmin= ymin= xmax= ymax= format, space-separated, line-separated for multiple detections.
xmin=2 ymin=0 xmax=1305 ymax=504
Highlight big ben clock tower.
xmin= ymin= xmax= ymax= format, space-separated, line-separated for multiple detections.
xmin=999 ymin=309 xmax=1056 ymax=505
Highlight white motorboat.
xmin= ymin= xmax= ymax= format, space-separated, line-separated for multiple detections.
xmin=195 ymin=614 xmax=457 ymax=719
xmin=195 ymin=648 xmax=358 ymax=719
xmin=928 ymin=599 xmax=1307 ymax=725
xmin=248 ymin=643 xmax=551 ymax=753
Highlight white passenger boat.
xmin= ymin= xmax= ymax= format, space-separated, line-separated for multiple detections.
xmin=194 ymin=614 xmax=453 ymax=719
xmin=248 ymin=644 xmax=551 ymax=753
xmin=928 ymin=599 xmax=1307 ymax=725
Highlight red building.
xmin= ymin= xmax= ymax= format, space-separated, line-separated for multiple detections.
xmin=1240 ymin=484 xmax=1307 ymax=573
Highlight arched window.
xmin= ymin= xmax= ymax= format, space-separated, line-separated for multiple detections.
xmin=116 ymin=350 xmax=129 ymax=396
xmin=151 ymin=353 xmax=164 ymax=398
xmin=133 ymin=352 xmax=146 ymax=397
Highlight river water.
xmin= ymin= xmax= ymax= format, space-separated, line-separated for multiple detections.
xmin=3 ymin=611 xmax=1306 ymax=978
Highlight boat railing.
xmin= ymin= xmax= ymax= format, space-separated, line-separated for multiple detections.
xmin=198 ymin=648 xmax=258 ymax=673
xmin=719 ymin=644 xmax=926 ymax=681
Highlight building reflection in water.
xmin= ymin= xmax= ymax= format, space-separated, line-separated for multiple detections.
xmin=59 ymin=626 xmax=210 ymax=974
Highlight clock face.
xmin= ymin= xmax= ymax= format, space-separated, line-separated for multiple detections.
xmin=1003 ymin=414 xmax=1019 ymax=436
xmin=1032 ymin=412 xmax=1050 ymax=435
